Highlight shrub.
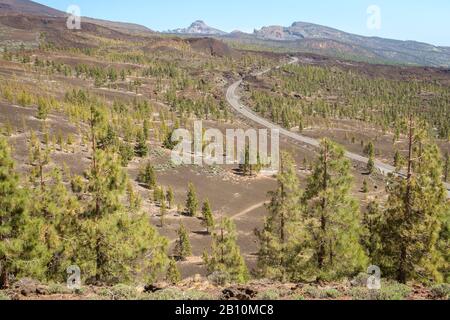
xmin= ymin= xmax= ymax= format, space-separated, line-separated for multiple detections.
xmin=0 ymin=292 xmax=10 ymax=300
xmin=207 ymin=271 xmax=232 ymax=286
xmin=303 ymin=286 xmax=342 ymax=299
xmin=48 ymin=283 xmax=71 ymax=295
xmin=430 ymin=284 xmax=450 ymax=300
xmin=257 ymin=289 xmax=281 ymax=300
xmin=144 ymin=288 xmax=211 ymax=301
xmin=349 ymin=287 xmax=378 ymax=300
xmin=349 ymin=281 xmax=411 ymax=300
xmin=379 ymin=282 xmax=411 ymax=300
xmin=99 ymin=285 xmax=140 ymax=300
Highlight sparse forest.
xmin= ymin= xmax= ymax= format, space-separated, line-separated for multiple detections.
xmin=0 ymin=4 xmax=448 ymax=301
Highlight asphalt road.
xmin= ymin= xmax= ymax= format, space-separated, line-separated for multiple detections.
xmin=226 ymin=57 xmax=450 ymax=198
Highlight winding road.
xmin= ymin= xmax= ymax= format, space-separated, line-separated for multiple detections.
xmin=226 ymin=57 xmax=450 ymax=198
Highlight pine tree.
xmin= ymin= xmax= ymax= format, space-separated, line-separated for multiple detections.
xmin=28 ymin=132 xmax=50 ymax=189
xmin=29 ymin=169 xmax=81 ymax=282
xmin=135 ymin=129 xmax=148 ymax=157
xmin=185 ymin=183 xmax=198 ymax=217
xmin=126 ymin=182 xmax=142 ymax=212
xmin=85 ymin=150 xmax=127 ymax=217
xmin=361 ymin=201 xmax=382 ymax=262
xmin=201 ymin=199 xmax=214 ymax=234
xmin=256 ymin=152 xmax=301 ymax=281
xmin=166 ymin=187 xmax=175 ymax=209
xmin=394 ymin=150 xmax=404 ymax=171
xmin=378 ymin=117 xmax=448 ymax=283
xmin=365 ymin=142 xmax=375 ymax=174
xmin=174 ymin=224 xmax=192 ymax=261
xmin=137 ymin=162 xmax=157 ymax=189
xmin=160 ymin=199 xmax=167 ymax=227
xmin=0 ymin=138 xmax=30 ymax=288
xmin=299 ymin=139 xmax=367 ymax=280
xmin=203 ymin=218 xmax=249 ymax=284
xmin=37 ymin=97 xmax=50 ymax=121
xmin=143 ymin=119 xmax=150 ymax=141
xmin=153 ymin=187 xmax=165 ymax=205
xmin=362 ymin=179 xmax=369 ymax=193
xmin=77 ymin=149 xmax=169 ymax=284
xmin=166 ymin=258 xmax=181 ymax=284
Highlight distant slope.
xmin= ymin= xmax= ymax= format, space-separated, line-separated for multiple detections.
xmin=0 ymin=0 xmax=153 ymax=35
xmin=224 ymin=21 xmax=450 ymax=67
xmin=0 ymin=0 xmax=63 ymax=16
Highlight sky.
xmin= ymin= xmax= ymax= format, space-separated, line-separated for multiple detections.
xmin=35 ymin=0 xmax=450 ymax=46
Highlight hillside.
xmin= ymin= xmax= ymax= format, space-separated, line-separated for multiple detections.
xmin=0 ymin=0 xmax=448 ymax=303
xmin=169 ymin=19 xmax=450 ymax=67
xmin=245 ymin=21 xmax=450 ymax=67
xmin=0 ymin=0 xmax=153 ymax=35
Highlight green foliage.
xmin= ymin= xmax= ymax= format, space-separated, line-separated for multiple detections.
xmin=137 ymin=162 xmax=157 ymax=189
xmin=377 ymin=124 xmax=448 ymax=283
xmin=303 ymin=286 xmax=342 ymax=299
xmin=135 ymin=129 xmax=148 ymax=158
xmin=37 ymin=97 xmax=51 ymax=120
xmin=145 ymin=288 xmax=212 ymax=301
xmin=28 ymin=169 xmax=81 ymax=282
xmin=0 ymin=138 xmax=31 ymax=288
xmin=256 ymin=152 xmax=302 ymax=281
xmin=361 ymin=201 xmax=382 ymax=261
xmin=394 ymin=150 xmax=405 ymax=171
xmin=0 ymin=291 xmax=10 ymax=300
xmin=99 ymin=284 xmax=140 ymax=300
xmin=185 ymin=183 xmax=198 ymax=217
xmin=118 ymin=142 xmax=134 ymax=167
xmin=166 ymin=259 xmax=181 ymax=285
xmin=297 ymin=139 xmax=367 ymax=281
xmin=203 ymin=218 xmax=249 ymax=284
xmin=166 ymin=187 xmax=175 ymax=209
xmin=174 ymin=225 xmax=192 ymax=261
xmin=201 ymin=199 xmax=214 ymax=233
xmin=153 ymin=186 xmax=165 ymax=205
xmin=430 ymin=283 xmax=450 ymax=299
xmin=252 ymin=63 xmax=450 ymax=138
xmin=76 ymin=150 xmax=169 ymax=284
xmin=126 ymin=182 xmax=142 ymax=212
xmin=160 ymin=198 xmax=167 ymax=227
xmin=362 ymin=179 xmax=369 ymax=193
xmin=239 ymin=145 xmax=262 ymax=176
xmin=256 ymin=289 xmax=281 ymax=300
xmin=349 ymin=281 xmax=411 ymax=300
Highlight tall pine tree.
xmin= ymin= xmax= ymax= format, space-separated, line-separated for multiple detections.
xmin=0 ymin=138 xmax=30 ymax=288
xmin=378 ymin=117 xmax=448 ymax=283
xmin=299 ymin=139 xmax=367 ymax=281
xmin=256 ymin=152 xmax=301 ymax=281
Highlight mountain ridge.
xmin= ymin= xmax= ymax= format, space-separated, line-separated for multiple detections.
xmin=167 ymin=20 xmax=227 ymax=36
xmin=2 ymin=0 xmax=450 ymax=67
xmin=0 ymin=0 xmax=154 ymax=35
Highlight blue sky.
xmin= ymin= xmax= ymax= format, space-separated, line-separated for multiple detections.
xmin=36 ymin=0 xmax=450 ymax=46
